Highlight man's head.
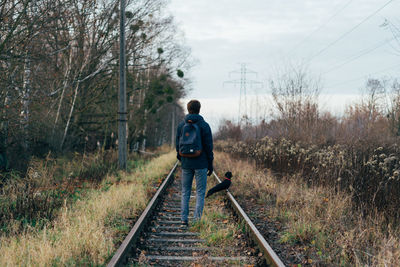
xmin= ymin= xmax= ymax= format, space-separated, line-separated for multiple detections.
xmin=187 ymin=100 xmax=201 ymax=114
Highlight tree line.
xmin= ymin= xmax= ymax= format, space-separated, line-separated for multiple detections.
xmin=0 ymin=0 xmax=190 ymax=171
xmin=216 ymin=64 xmax=400 ymax=147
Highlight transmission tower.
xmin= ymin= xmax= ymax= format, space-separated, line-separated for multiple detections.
xmin=224 ymin=63 xmax=263 ymax=125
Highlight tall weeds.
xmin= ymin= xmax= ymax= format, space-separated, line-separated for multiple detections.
xmin=215 ymin=152 xmax=400 ymax=266
xmin=215 ymin=77 xmax=400 ymax=223
xmin=0 ymin=150 xmax=120 ymax=235
xmin=0 ymin=151 xmax=176 ymax=266
xmin=216 ymin=137 xmax=400 ymax=222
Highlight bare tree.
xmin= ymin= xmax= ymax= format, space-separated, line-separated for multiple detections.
xmin=386 ymin=79 xmax=400 ymax=136
xmin=269 ymin=64 xmax=321 ymax=142
xmin=0 ymin=0 xmax=191 ymax=170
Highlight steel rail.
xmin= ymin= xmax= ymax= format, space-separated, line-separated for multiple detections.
xmin=213 ymin=172 xmax=286 ymax=267
xmin=107 ymin=161 xmax=179 ymax=267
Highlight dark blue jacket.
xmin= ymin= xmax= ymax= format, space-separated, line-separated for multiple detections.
xmin=176 ymin=114 xmax=213 ymax=170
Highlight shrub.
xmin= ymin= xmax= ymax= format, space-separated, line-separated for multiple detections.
xmin=216 ymin=138 xmax=400 ymax=222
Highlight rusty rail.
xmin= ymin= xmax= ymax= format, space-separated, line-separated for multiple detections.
xmin=107 ymin=162 xmax=284 ymax=266
xmin=107 ymin=161 xmax=179 ymax=267
xmin=213 ymin=171 xmax=286 ymax=267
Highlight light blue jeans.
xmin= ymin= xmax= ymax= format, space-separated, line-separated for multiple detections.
xmin=181 ymin=168 xmax=208 ymax=222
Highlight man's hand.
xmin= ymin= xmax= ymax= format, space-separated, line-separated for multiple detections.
xmin=207 ymin=165 xmax=213 ymax=176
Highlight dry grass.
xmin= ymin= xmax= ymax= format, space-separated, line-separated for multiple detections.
xmin=188 ymin=180 xmax=256 ymax=266
xmin=216 ymin=138 xmax=400 ymax=223
xmin=215 ymin=151 xmax=400 ymax=266
xmin=0 ymin=151 xmax=176 ymax=266
xmin=191 ymin=197 xmax=237 ymax=248
xmin=0 ymin=149 xmax=123 ymax=235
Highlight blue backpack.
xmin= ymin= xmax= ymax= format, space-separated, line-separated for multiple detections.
xmin=179 ymin=120 xmax=202 ymax=157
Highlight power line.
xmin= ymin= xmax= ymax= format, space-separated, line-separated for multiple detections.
xmin=288 ymin=0 xmax=354 ymax=56
xmin=322 ymin=36 xmax=396 ymax=74
xmin=387 ymin=20 xmax=400 ymax=50
xmin=325 ymin=63 xmax=400 ymax=89
xmin=308 ymin=0 xmax=396 ymax=62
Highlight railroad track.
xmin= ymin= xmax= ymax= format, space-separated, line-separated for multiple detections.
xmin=107 ymin=162 xmax=285 ymax=267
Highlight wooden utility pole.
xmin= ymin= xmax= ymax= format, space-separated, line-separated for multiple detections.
xmin=118 ymin=0 xmax=127 ymax=170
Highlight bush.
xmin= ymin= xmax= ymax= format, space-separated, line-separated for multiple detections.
xmin=216 ymin=137 xmax=400 ymax=222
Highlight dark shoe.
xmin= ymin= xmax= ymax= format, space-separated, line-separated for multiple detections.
xmin=180 ymin=221 xmax=188 ymax=227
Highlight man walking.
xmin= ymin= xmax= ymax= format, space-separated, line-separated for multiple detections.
xmin=176 ymin=100 xmax=213 ymax=227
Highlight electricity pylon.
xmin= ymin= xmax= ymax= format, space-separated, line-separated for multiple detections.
xmin=224 ymin=63 xmax=263 ymax=125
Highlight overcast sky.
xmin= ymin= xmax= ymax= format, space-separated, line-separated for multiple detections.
xmin=168 ymin=0 xmax=400 ymax=128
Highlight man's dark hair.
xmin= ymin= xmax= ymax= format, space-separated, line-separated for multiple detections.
xmin=187 ymin=100 xmax=201 ymax=114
